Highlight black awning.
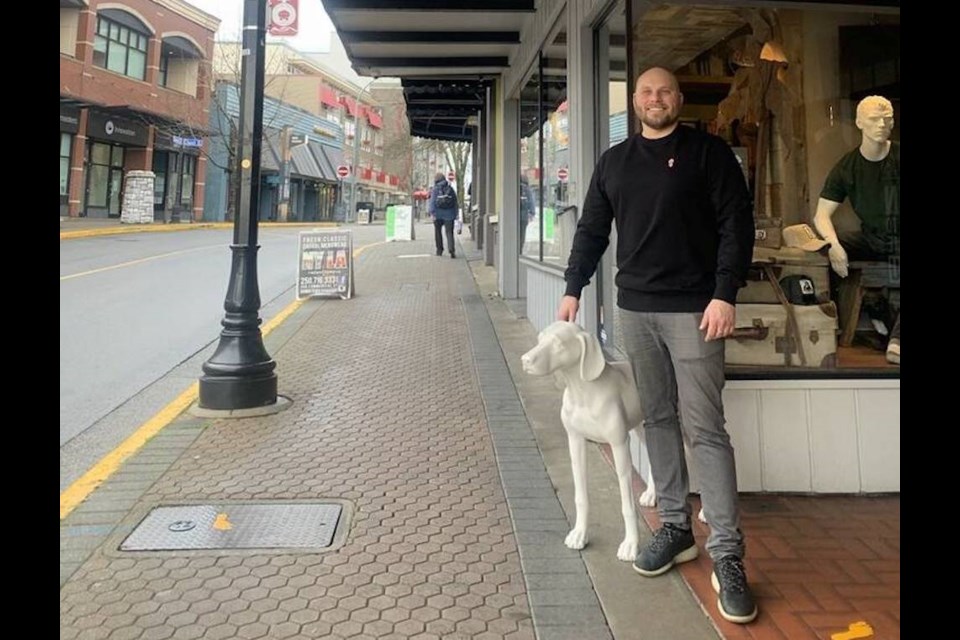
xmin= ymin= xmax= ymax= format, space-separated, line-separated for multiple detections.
xmin=401 ymin=78 xmax=488 ymax=141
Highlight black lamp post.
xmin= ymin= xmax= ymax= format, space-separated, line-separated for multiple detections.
xmin=198 ymin=0 xmax=277 ymax=410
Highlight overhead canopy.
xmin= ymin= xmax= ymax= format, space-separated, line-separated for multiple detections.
xmin=322 ymin=0 xmax=535 ymax=141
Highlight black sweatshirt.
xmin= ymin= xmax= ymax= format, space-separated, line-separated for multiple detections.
xmin=564 ymin=126 xmax=754 ymax=312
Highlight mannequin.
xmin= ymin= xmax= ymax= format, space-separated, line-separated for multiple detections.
xmin=813 ymin=96 xmax=899 ymax=363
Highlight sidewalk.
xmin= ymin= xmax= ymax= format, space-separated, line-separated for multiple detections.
xmin=60 ymin=228 xmax=899 ymax=639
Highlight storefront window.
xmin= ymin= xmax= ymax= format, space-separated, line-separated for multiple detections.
xmin=518 ymin=12 xmax=569 ymax=264
xmin=180 ymin=155 xmax=197 ymax=206
xmin=624 ymin=2 xmax=899 ymax=371
xmin=60 ymin=133 xmax=72 ymax=198
xmin=86 ymin=141 xmax=125 ymax=216
xmin=518 ymin=62 xmax=540 ymax=259
xmin=153 ymin=151 xmax=168 ymax=206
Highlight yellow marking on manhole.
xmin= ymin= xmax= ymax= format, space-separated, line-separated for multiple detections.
xmin=60 ymin=240 xmax=383 ymax=521
xmin=831 ymin=621 xmax=874 ymax=640
xmin=213 ymin=513 xmax=233 ymax=531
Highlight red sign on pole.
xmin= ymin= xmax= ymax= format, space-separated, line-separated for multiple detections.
xmin=336 ymin=165 xmax=350 ymax=179
xmin=557 ymin=167 xmax=569 ymax=182
xmin=269 ymin=0 xmax=298 ymax=37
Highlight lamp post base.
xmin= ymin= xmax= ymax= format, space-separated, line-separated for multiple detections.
xmin=198 ymin=372 xmax=278 ymax=411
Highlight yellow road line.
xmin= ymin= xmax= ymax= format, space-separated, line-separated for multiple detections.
xmin=60 ymin=246 xmax=219 ymax=282
xmin=60 ymin=223 xmax=225 ymax=240
xmin=60 ymin=221 xmax=338 ymax=241
xmin=60 ymin=239 xmax=379 ymax=520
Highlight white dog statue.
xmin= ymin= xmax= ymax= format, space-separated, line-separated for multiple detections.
xmin=521 ymin=321 xmax=650 ymax=561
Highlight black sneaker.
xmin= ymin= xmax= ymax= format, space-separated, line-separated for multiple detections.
xmin=450 ymin=251 xmax=456 ymax=259
xmin=436 ymin=249 xmax=443 ymax=256
xmin=711 ymin=555 xmax=758 ymax=624
xmin=632 ymin=523 xmax=698 ymax=577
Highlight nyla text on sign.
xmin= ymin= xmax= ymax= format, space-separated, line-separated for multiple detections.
xmin=297 ymin=230 xmax=354 ymax=299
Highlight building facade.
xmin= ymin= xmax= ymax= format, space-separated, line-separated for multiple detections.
xmin=213 ymin=42 xmax=411 ymax=217
xmin=203 ymin=83 xmax=345 ymax=222
xmin=60 ymin=0 xmax=218 ymax=222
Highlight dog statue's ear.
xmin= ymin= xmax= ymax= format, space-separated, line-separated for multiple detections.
xmin=577 ymin=332 xmax=605 ymax=382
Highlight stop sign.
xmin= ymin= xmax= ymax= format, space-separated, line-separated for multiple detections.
xmin=557 ymin=167 xmax=569 ymax=182
xmin=336 ymin=165 xmax=350 ymax=179
xmin=447 ymin=170 xmax=456 ymax=182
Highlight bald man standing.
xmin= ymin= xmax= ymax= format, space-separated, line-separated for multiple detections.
xmin=559 ymin=67 xmax=757 ymax=623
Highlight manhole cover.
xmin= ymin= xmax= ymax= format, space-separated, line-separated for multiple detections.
xmin=120 ymin=503 xmax=343 ymax=551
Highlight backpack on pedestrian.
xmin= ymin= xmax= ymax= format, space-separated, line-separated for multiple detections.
xmin=434 ymin=182 xmax=457 ymax=210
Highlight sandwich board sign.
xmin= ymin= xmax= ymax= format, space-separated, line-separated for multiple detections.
xmin=297 ymin=229 xmax=354 ymax=299
xmin=385 ymin=205 xmax=414 ymax=241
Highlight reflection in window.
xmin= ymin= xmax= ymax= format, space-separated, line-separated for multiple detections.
xmin=518 ymin=13 xmax=569 ymax=263
xmin=518 ymin=62 xmax=540 ymax=258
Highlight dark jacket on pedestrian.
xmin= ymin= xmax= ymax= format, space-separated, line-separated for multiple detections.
xmin=564 ymin=126 xmax=754 ymax=312
xmin=429 ymin=178 xmax=459 ymax=221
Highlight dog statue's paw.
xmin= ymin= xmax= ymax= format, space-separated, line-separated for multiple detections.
xmin=638 ymin=485 xmax=657 ymax=508
xmin=697 ymin=507 xmax=706 ymax=524
xmin=564 ymin=528 xmax=588 ymax=550
xmin=617 ymin=538 xmax=639 ymax=562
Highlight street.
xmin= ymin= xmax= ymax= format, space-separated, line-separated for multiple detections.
xmin=60 ymin=224 xmax=384 ymax=491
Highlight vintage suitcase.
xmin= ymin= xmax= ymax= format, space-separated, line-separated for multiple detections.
xmin=726 ymin=302 xmax=838 ymax=368
xmin=738 ymin=246 xmax=831 ymax=305
xmin=754 ymin=217 xmax=782 ymax=249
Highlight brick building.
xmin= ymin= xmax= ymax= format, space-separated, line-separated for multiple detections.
xmin=60 ymin=0 xmax=218 ymax=221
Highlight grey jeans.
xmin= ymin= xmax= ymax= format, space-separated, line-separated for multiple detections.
xmin=619 ymin=309 xmax=745 ymax=560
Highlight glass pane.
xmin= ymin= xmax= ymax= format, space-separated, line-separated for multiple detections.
xmin=180 ymin=177 xmax=193 ymax=206
xmin=60 ymin=158 xmax=70 ymax=196
xmin=90 ymin=142 xmax=110 ymax=166
xmin=154 ymin=174 xmax=166 ymax=205
xmin=107 ymin=43 xmax=126 ymax=73
xmin=61 ymin=133 xmax=72 ymax=157
xmin=109 ymin=169 xmax=123 ymax=215
xmin=518 ymin=62 xmax=540 ymax=258
xmin=127 ymin=49 xmax=146 ymax=80
xmin=98 ymin=18 xmax=108 ymax=37
xmin=119 ymin=26 xmax=129 ymax=44
xmin=93 ymin=35 xmax=107 ymax=68
xmin=541 ymin=18 xmax=569 ymax=264
xmin=88 ymin=164 xmax=108 ymax=207
xmin=109 ymin=23 xmax=119 ymax=41
xmin=111 ymin=145 xmax=125 ymax=167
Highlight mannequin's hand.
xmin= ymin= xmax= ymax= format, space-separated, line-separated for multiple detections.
xmin=700 ymin=299 xmax=736 ymax=341
xmin=828 ymin=244 xmax=849 ymax=278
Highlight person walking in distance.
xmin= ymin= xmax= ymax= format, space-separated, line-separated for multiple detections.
xmin=558 ymin=67 xmax=758 ymax=624
xmin=429 ymin=172 xmax=459 ymax=258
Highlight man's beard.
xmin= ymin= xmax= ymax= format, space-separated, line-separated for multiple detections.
xmin=639 ymin=108 xmax=679 ymax=131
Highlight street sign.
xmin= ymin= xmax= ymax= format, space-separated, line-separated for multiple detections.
xmin=557 ymin=167 xmax=569 ymax=182
xmin=447 ymin=170 xmax=456 ymax=182
xmin=336 ymin=165 xmax=350 ymax=179
xmin=290 ymin=133 xmax=308 ymax=147
xmin=268 ymin=0 xmax=298 ymax=36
